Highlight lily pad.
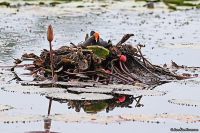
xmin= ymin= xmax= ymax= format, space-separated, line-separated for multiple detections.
xmin=173 ymin=79 xmax=200 ymax=85
xmin=162 ymin=43 xmax=200 ymax=50
xmin=168 ymin=99 xmax=200 ymax=107
xmin=0 ymin=113 xmax=44 ymax=123
xmin=1 ymin=86 xmax=65 ymax=94
xmin=95 ymin=84 xmax=143 ymax=90
xmin=68 ymin=87 xmax=113 ymax=93
xmin=0 ymin=104 xmax=13 ymax=111
xmin=55 ymin=81 xmax=97 ymax=87
xmin=49 ymin=113 xmax=98 ymax=122
xmin=88 ymin=116 xmax=123 ymax=124
xmin=19 ymin=80 xmax=54 ymax=85
xmin=119 ymin=114 xmax=200 ymax=123
xmin=113 ymin=90 xmax=166 ymax=96
xmin=49 ymin=113 xmax=122 ymax=124
xmin=47 ymin=92 xmax=113 ymax=100
xmin=87 ymin=46 xmax=109 ymax=60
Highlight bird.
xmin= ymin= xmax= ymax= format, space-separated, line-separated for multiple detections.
xmin=143 ymin=2 xmax=154 ymax=9
xmin=78 ymin=31 xmax=110 ymax=47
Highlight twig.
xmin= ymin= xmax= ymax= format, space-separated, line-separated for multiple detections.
xmin=137 ymin=46 xmax=146 ymax=67
xmin=96 ymin=76 xmax=99 ymax=82
xmin=70 ymin=42 xmax=76 ymax=47
xmin=109 ymin=67 xmax=113 ymax=83
xmin=130 ymin=55 xmax=162 ymax=79
xmin=113 ymin=67 xmax=136 ymax=83
xmin=122 ymin=62 xmax=131 ymax=73
xmin=135 ymin=96 xmax=142 ymax=108
xmin=114 ymin=66 xmax=123 ymax=75
xmin=119 ymin=61 xmax=142 ymax=82
xmin=116 ymin=34 xmax=134 ymax=47
xmin=63 ymin=70 xmax=129 ymax=83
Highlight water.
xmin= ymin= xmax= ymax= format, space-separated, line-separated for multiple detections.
xmin=0 ymin=7 xmax=200 ymax=133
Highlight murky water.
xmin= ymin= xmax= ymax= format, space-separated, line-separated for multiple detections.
xmin=0 ymin=7 xmax=200 ymax=133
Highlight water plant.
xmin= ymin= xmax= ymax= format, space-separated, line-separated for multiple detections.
xmin=47 ymin=24 xmax=55 ymax=79
xmin=77 ymin=5 xmax=84 ymax=8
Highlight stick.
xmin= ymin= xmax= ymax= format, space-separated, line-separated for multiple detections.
xmin=116 ymin=34 xmax=134 ymax=47
xmin=135 ymin=96 xmax=143 ymax=108
xmin=48 ymin=98 xmax=52 ymax=116
xmin=113 ymin=67 xmax=136 ymax=83
xmin=137 ymin=46 xmax=146 ymax=67
xmin=119 ymin=61 xmax=142 ymax=82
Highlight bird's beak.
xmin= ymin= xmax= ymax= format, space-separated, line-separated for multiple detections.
xmin=96 ymin=40 xmax=97 ymax=43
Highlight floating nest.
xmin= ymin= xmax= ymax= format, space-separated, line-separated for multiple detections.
xmin=13 ymin=34 xmax=194 ymax=86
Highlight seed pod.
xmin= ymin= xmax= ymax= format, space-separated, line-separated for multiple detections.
xmin=47 ymin=24 xmax=53 ymax=42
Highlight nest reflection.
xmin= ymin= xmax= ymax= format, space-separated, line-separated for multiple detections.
xmin=47 ymin=95 xmax=143 ymax=113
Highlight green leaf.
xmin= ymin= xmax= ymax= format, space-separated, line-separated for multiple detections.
xmin=85 ymin=101 xmax=108 ymax=113
xmin=87 ymin=46 xmax=109 ymax=60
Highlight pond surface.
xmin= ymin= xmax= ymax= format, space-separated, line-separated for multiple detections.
xmin=0 ymin=7 xmax=200 ymax=133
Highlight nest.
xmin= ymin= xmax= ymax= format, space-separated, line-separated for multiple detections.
xmin=16 ymin=34 xmax=191 ymax=86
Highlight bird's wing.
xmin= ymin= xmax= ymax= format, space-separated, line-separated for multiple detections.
xmin=99 ymin=38 xmax=108 ymax=47
xmin=78 ymin=36 xmax=95 ymax=47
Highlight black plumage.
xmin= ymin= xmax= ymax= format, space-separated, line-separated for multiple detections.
xmin=78 ymin=31 xmax=110 ymax=47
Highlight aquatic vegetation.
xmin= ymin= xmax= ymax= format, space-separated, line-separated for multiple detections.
xmin=49 ymin=113 xmax=122 ymax=124
xmin=1 ymin=86 xmax=65 ymax=94
xmin=162 ymin=43 xmax=200 ymax=50
xmin=47 ymin=92 xmax=113 ymax=100
xmin=0 ymin=104 xmax=12 ymax=111
xmin=19 ymin=80 xmax=54 ymax=85
xmin=119 ymin=114 xmax=200 ymax=123
xmin=100 ymin=5 xmax=108 ymax=8
xmin=77 ymin=5 xmax=84 ymax=8
xmin=85 ymin=101 xmax=108 ymax=113
xmin=47 ymin=24 xmax=55 ymax=79
xmin=88 ymin=116 xmax=123 ymax=124
xmin=49 ymin=113 xmax=98 ymax=122
xmin=67 ymin=87 xmax=114 ymax=93
xmin=55 ymin=81 xmax=98 ymax=87
xmin=0 ymin=1 xmax=10 ymax=7
xmin=96 ymin=84 xmax=143 ymax=90
xmin=87 ymin=45 xmax=109 ymax=60
xmin=196 ymin=4 xmax=200 ymax=8
xmin=113 ymin=90 xmax=166 ymax=96
xmin=168 ymin=5 xmax=177 ymax=10
xmin=164 ymin=0 xmax=195 ymax=6
xmin=39 ymin=2 xmax=45 ymax=5
xmin=49 ymin=2 xmax=61 ymax=6
xmin=168 ymin=99 xmax=200 ymax=107
xmin=0 ymin=113 xmax=44 ymax=123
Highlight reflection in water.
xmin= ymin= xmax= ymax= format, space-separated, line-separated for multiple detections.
xmin=44 ymin=118 xmax=52 ymax=132
xmin=48 ymin=98 xmax=53 ymax=116
xmin=24 ymin=118 xmax=59 ymax=133
xmin=46 ymin=95 xmax=143 ymax=114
